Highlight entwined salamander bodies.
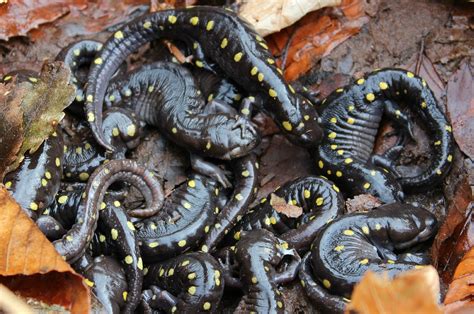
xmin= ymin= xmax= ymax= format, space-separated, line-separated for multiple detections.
xmin=230 ymin=176 xmax=344 ymax=253
xmin=89 ymin=199 xmax=143 ymax=313
xmin=314 ymin=69 xmax=454 ymax=203
xmin=63 ymin=141 xmax=107 ymax=182
xmin=202 ymin=154 xmax=258 ymax=251
xmin=309 ymin=203 xmax=438 ymax=298
xmin=137 ymin=174 xmax=220 ymax=262
xmin=85 ymin=6 xmax=322 ymax=151
xmin=55 ymin=40 xmax=103 ymax=115
xmin=142 ymin=252 xmax=224 ymax=313
xmin=4 ymin=131 xmax=64 ymax=220
xmin=53 ymin=159 xmax=164 ymax=262
xmin=235 ymin=229 xmax=301 ymax=313
xmin=104 ymin=62 xmax=258 ymax=160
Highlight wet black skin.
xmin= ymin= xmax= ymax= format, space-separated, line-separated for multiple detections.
xmin=235 ymin=229 xmax=301 ymax=314
xmin=63 ymin=141 xmax=107 ymax=183
xmin=4 ymin=130 xmax=64 ymax=220
xmin=52 ymin=159 xmax=164 ymax=263
xmin=80 ymin=255 xmax=128 ymax=314
xmin=55 ymin=39 xmax=104 ymax=116
xmin=136 ymin=174 xmax=220 ymax=263
xmin=310 ymin=203 xmax=438 ymax=298
xmin=313 ymin=68 xmax=454 ymax=203
xmin=201 ymin=154 xmax=258 ymax=251
xmin=104 ymin=62 xmax=259 ymax=160
xmin=142 ymin=252 xmax=224 ymax=313
xmin=230 ymin=176 xmax=344 ymax=253
xmin=84 ymin=6 xmax=322 ymax=151
xmin=90 ymin=199 xmax=143 ymax=313
xmin=299 ymin=253 xmax=347 ymax=314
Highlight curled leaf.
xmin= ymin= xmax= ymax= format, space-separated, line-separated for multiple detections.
xmin=0 ymin=187 xmax=90 ymax=313
xmin=346 ymin=267 xmax=442 ymax=314
xmin=5 ymin=61 xmax=75 ymax=174
xmin=270 ymin=193 xmax=303 ymax=218
xmin=444 ymin=247 xmax=474 ymax=312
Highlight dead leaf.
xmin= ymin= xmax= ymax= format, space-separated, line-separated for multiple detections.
xmin=406 ymin=53 xmax=445 ymax=102
xmin=5 ymin=61 xmax=75 ymax=174
xmin=0 ymin=187 xmax=90 ymax=313
xmin=432 ymin=177 xmax=473 ymax=283
xmin=446 ymin=61 xmax=474 ymax=159
xmin=0 ymin=284 xmax=33 ymax=314
xmin=346 ymin=267 xmax=442 ymax=314
xmin=345 ymin=194 xmax=382 ymax=214
xmin=270 ymin=193 xmax=303 ymax=218
xmin=0 ymin=81 xmax=25 ymax=180
xmin=444 ymin=247 xmax=474 ymax=312
xmin=0 ymin=0 xmax=87 ymax=41
xmin=266 ymin=0 xmax=370 ymax=81
xmin=238 ymin=0 xmax=341 ymax=37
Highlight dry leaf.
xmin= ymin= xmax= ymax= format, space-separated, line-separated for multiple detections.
xmin=270 ymin=193 xmax=303 ymax=218
xmin=446 ymin=61 xmax=474 ymax=159
xmin=5 ymin=61 xmax=75 ymax=174
xmin=0 ymin=187 xmax=90 ymax=313
xmin=444 ymin=247 xmax=474 ymax=312
xmin=345 ymin=194 xmax=382 ymax=214
xmin=0 ymin=81 xmax=25 ymax=180
xmin=238 ymin=0 xmax=341 ymax=37
xmin=346 ymin=267 xmax=442 ymax=314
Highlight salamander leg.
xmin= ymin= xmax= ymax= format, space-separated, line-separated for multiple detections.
xmin=190 ymin=154 xmax=232 ymax=188
xmin=141 ymin=285 xmax=178 ymax=313
xmin=384 ymin=100 xmax=415 ymax=141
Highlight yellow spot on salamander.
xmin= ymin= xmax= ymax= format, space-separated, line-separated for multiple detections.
xmin=363 ymin=182 xmax=371 ymax=189
xmin=203 ymin=302 xmax=211 ymax=310
xmin=206 ymin=20 xmax=215 ymax=31
xmin=345 ymin=158 xmax=353 ymax=164
xmin=251 ymin=276 xmax=258 ymax=284
xmin=375 ymin=223 xmax=382 ymax=230
xmin=332 ymin=185 xmax=340 ymax=192
xmin=334 ymin=245 xmax=344 ymax=252
xmin=178 ymin=240 xmax=187 ymax=247
xmin=58 ymin=195 xmax=68 ymax=204
xmin=434 ymin=140 xmax=441 ymax=146
xmin=328 ymin=132 xmax=337 ymax=139
xmin=28 ymin=77 xmax=38 ymax=83
xmin=235 ymin=194 xmax=243 ymax=201
xmin=362 ymin=226 xmax=369 ymax=234
xmin=168 ymin=15 xmax=177 ymax=24
xmin=387 ymin=260 xmax=395 ymax=264
xmin=94 ymin=58 xmax=103 ymax=65
xmin=201 ymin=245 xmax=209 ymax=252
xmin=55 ymin=157 xmax=61 ymax=167
xmin=269 ymin=88 xmax=277 ymax=98
xmin=87 ymin=112 xmax=95 ymax=122
xmin=304 ymin=189 xmax=311 ymax=199
xmin=171 ymin=127 xmax=177 ymax=134
xmin=148 ymin=242 xmax=159 ymax=248
xmin=366 ymin=93 xmax=375 ymax=102
xmin=127 ymin=221 xmax=135 ymax=231
xmin=330 ymin=117 xmax=337 ymax=124
xmin=445 ymin=125 xmax=452 ymax=132
xmin=318 ymin=160 xmax=324 ymax=169
xmin=124 ymin=255 xmax=133 ymax=264
xmin=66 ymin=235 xmax=73 ymax=242
xmin=84 ymin=278 xmax=94 ymax=287
xmin=343 ymin=229 xmax=354 ymax=236
xmin=127 ymin=124 xmax=136 ymax=137
xmin=316 ymin=197 xmax=324 ymax=206
xmin=168 ymin=268 xmax=174 ymax=276
xmin=79 ymin=172 xmax=89 ymax=181
xmin=195 ymin=60 xmax=204 ymax=68
xmin=407 ymin=71 xmax=415 ymax=78
xmin=357 ymin=78 xmax=365 ymax=85
xmin=323 ymin=279 xmax=331 ymax=289
xmin=330 ymin=144 xmax=338 ymax=150
xmin=73 ymin=49 xmax=80 ymax=56
xmin=436 ymin=169 xmax=442 ymax=175
xmin=112 ymin=127 xmax=119 ymax=137
xmin=114 ymin=31 xmax=124 ymax=39
xmin=188 ymin=286 xmax=197 ymax=295
xmin=113 ymin=200 xmax=121 ymax=207
xmin=241 ymin=170 xmax=250 ymax=177
xmin=183 ymin=202 xmax=191 ymax=209
xmin=447 ymin=154 xmax=453 ymax=162
xmin=379 ymin=82 xmax=388 ymax=90
xmin=277 ymin=301 xmax=283 ymax=309
xmin=143 ymin=21 xmax=152 ymax=29
xmin=122 ymin=291 xmax=128 ymax=301
xmin=250 ymin=66 xmax=258 ymax=76
xmin=190 ymin=16 xmax=199 ymax=25
xmin=347 ymin=117 xmax=355 ymax=124
xmin=267 ymin=58 xmax=275 ymax=64
xmin=360 ymin=259 xmax=369 ymax=265
xmin=206 ymin=141 xmax=211 ymax=150
xmin=187 ymin=272 xmax=196 ymax=280
xmin=421 ymin=101 xmax=427 ymax=109
xmin=87 ymin=95 xmax=93 ymax=102
xmin=282 ymin=121 xmax=292 ymax=131
xmin=41 ymin=178 xmax=47 ymax=187
xmin=257 ymin=72 xmax=264 ymax=82
xmin=220 ymin=38 xmax=228 ymax=48
xmin=188 ymin=180 xmax=196 ymax=188
xmin=111 ymin=228 xmax=118 ymax=240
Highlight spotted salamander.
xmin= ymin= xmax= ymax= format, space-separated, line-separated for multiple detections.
xmin=90 ymin=198 xmax=143 ymax=313
xmin=2 ymin=69 xmax=40 ymax=84
xmin=230 ymin=176 xmax=344 ymax=253
xmin=104 ymin=61 xmax=259 ymax=160
xmin=235 ymin=229 xmax=301 ymax=313
xmin=63 ymin=141 xmax=107 ymax=182
xmin=142 ymin=252 xmax=224 ymax=313
xmin=84 ymin=6 xmax=322 ymax=151
xmin=309 ymin=203 xmax=438 ymax=298
xmin=55 ymin=40 xmax=103 ymax=116
xmin=4 ymin=130 xmax=64 ymax=220
xmin=137 ymin=174 xmax=220 ymax=262
xmin=202 ymin=154 xmax=258 ymax=251
xmin=53 ymin=159 xmax=164 ymax=262
xmin=79 ymin=254 xmax=128 ymax=314
xmin=314 ymin=69 xmax=454 ymax=203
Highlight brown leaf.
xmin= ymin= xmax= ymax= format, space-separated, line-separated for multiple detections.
xmin=406 ymin=53 xmax=445 ymax=102
xmin=444 ymin=247 xmax=474 ymax=312
xmin=447 ymin=61 xmax=474 ymax=159
xmin=270 ymin=193 xmax=303 ymax=218
xmin=5 ymin=61 xmax=75 ymax=174
xmin=0 ymin=81 xmax=25 ymax=180
xmin=432 ymin=177 xmax=473 ymax=283
xmin=0 ymin=187 xmax=90 ymax=313
xmin=345 ymin=194 xmax=382 ymax=214
xmin=0 ymin=0 xmax=87 ymax=41
xmin=266 ymin=0 xmax=371 ymax=81
xmin=346 ymin=267 xmax=442 ymax=314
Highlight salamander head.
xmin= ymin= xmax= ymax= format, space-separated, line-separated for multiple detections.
xmin=203 ymin=115 xmax=260 ymax=160
xmin=281 ymin=95 xmax=323 ymax=147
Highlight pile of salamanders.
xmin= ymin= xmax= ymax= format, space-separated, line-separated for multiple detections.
xmin=1 ymin=5 xmax=454 ymax=314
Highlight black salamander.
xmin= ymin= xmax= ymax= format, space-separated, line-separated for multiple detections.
xmin=314 ymin=68 xmax=454 ymax=203
xmin=308 ymin=203 xmax=438 ymax=298
xmin=85 ymin=6 xmax=322 ymax=151
xmin=235 ymin=229 xmax=301 ymax=313
xmin=202 ymin=154 xmax=258 ymax=251
xmin=104 ymin=61 xmax=259 ymax=160
xmin=136 ymin=174 xmax=220 ymax=262
xmin=231 ymin=176 xmax=344 ymax=253
xmin=4 ymin=131 xmax=64 ymax=220
xmin=53 ymin=159 xmax=164 ymax=262
xmin=63 ymin=141 xmax=107 ymax=182
xmin=142 ymin=252 xmax=224 ymax=313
